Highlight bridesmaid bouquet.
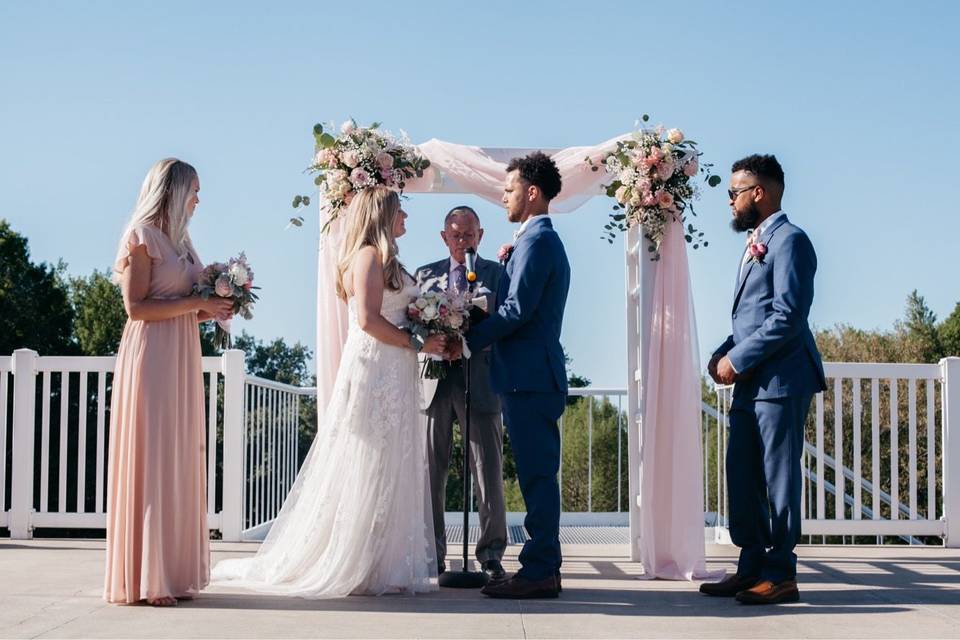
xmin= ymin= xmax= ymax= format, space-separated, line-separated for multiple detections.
xmin=193 ymin=253 xmax=259 ymax=349
xmin=407 ymin=286 xmax=479 ymax=379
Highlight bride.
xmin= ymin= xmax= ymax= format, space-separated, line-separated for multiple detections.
xmin=213 ymin=186 xmax=447 ymax=597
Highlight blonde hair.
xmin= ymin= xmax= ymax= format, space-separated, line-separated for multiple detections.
xmin=335 ymin=187 xmax=405 ymax=300
xmin=114 ymin=158 xmax=198 ymax=282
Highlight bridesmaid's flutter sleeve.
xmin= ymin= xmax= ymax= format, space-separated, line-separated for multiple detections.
xmin=113 ymin=225 xmax=165 ymax=279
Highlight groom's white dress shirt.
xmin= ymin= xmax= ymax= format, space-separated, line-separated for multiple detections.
xmin=514 ymin=213 xmax=551 ymax=241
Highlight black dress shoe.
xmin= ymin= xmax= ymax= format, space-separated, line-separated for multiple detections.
xmin=481 ymin=574 xmax=559 ymax=599
xmin=699 ymin=574 xmax=760 ymax=597
xmin=481 ymin=559 xmax=506 ymax=582
xmin=556 ymin=572 xmax=562 ymax=593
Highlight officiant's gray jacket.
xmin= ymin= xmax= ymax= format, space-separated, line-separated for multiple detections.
xmin=415 ymin=256 xmax=503 ymax=413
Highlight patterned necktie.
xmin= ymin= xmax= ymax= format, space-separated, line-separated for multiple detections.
xmin=453 ymin=264 xmax=467 ymax=294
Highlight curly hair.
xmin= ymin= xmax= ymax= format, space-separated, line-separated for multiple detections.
xmin=731 ymin=154 xmax=784 ymax=188
xmin=506 ymin=151 xmax=563 ymax=201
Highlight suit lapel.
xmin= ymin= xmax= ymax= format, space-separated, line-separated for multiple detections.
xmin=731 ymin=215 xmax=790 ymax=312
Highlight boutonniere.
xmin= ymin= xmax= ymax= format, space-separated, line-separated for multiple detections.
xmin=747 ymin=232 xmax=767 ymax=265
xmin=497 ymin=243 xmax=514 ymax=264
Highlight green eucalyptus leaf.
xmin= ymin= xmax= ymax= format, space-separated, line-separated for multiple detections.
xmin=707 ymin=175 xmax=722 ymax=187
xmin=320 ymin=133 xmax=336 ymax=148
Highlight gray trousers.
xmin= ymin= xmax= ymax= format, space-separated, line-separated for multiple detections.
xmin=426 ymin=372 xmax=507 ymax=566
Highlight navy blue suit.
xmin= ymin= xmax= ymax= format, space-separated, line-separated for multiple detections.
xmin=467 ymin=215 xmax=570 ymax=581
xmin=714 ymin=212 xmax=826 ymax=582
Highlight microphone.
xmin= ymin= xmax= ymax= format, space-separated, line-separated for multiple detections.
xmin=464 ymin=248 xmax=478 ymax=284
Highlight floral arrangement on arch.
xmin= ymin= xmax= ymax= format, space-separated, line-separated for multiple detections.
xmin=290 ymin=120 xmax=431 ymax=233
xmin=587 ymin=115 xmax=721 ymax=259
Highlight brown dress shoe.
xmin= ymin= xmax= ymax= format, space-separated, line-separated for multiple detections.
xmin=735 ymin=580 xmax=800 ymax=604
xmin=480 ymin=574 xmax=559 ymax=599
xmin=699 ymin=574 xmax=760 ymax=597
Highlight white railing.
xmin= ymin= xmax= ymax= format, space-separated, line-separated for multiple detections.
xmin=0 ymin=349 xmax=246 ymax=537
xmin=704 ymin=358 xmax=960 ymax=546
xmin=241 ymin=376 xmax=314 ymax=540
xmin=4 ymin=349 xmax=958 ymax=547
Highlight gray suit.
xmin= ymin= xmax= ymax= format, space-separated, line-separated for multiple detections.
xmin=415 ymin=255 xmax=507 ymax=566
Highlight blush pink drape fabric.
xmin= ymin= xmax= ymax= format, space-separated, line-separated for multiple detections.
xmin=314 ymin=135 xmax=712 ymax=579
xmin=637 ymin=218 xmax=722 ymax=580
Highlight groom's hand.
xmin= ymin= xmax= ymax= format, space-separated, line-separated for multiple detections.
xmin=716 ymin=356 xmax=737 ymax=385
xmin=707 ymin=354 xmax=721 ymax=384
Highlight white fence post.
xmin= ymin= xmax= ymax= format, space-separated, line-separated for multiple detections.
xmin=10 ymin=349 xmax=38 ymax=539
xmin=220 ymin=349 xmax=246 ymax=542
xmin=942 ymin=357 xmax=960 ymax=548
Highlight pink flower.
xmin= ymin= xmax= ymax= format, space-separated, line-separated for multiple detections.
xmin=642 ymin=192 xmax=658 ymax=207
xmin=342 ymin=150 xmax=360 ymax=168
xmin=683 ymin=157 xmax=699 ymax=177
xmin=340 ymin=120 xmax=355 ymax=134
xmin=641 ymin=146 xmax=664 ymax=169
xmin=667 ymin=128 xmax=684 ymax=144
xmin=350 ymin=167 xmax=369 ymax=186
xmin=439 ymin=305 xmax=449 ymax=317
xmin=408 ymin=306 xmax=421 ymax=319
xmin=380 ymin=168 xmax=394 ymax=184
xmin=749 ymin=242 xmax=768 ymax=259
xmin=656 ymin=189 xmax=674 ymax=209
xmin=376 ymin=152 xmax=394 ymax=169
xmin=214 ymin=274 xmax=233 ymax=298
xmin=498 ymin=243 xmax=514 ymax=263
xmin=656 ymin=158 xmax=675 ymax=181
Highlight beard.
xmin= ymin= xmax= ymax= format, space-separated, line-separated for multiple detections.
xmin=730 ymin=202 xmax=761 ymax=233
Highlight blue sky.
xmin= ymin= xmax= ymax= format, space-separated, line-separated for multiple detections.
xmin=2 ymin=1 xmax=958 ymax=387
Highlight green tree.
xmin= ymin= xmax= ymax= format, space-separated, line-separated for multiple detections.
xmin=0 ymin=219 xmax=75 ymax=355
xmin=69 ymin=269 xmax=127 ymax=355
xmin=939 ymin=302 xmax=960 ymax=357
xmin=896 ymin=289 xmax=943 ymax=363
xmin=233 ymin=332 xmax=312 ymax=385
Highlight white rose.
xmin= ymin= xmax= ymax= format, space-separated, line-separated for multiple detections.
xmin=415 ymin=297 xmax=429 ymax=309
xmin=421 ymin=305 xmax=438 ymax=321
xmin=341 ymin=120 xmax=355 ymax=134
xmin=228 ymin=263 xmax=249 ymax=286
xmin=447 ymin=313 xmax=464 ymax=330
xmin=667 ymin=128 xmax=684 ymax=144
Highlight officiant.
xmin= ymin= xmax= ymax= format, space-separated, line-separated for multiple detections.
xmin=415 ymin=206 xmax=507 ymax=582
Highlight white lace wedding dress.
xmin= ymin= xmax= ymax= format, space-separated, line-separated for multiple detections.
xmin=212 ymin=278 xmax=438 ymax=597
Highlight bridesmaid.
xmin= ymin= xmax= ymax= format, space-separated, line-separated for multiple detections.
xmin=104 ymin=158 xmax=233 ymax=606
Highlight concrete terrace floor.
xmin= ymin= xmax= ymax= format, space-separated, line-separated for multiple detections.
xmin=1 ymin=539 xmax=959 ymax=639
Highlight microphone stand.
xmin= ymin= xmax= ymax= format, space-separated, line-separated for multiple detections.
xmin=439 ymin=255 xmax=487 ymax=589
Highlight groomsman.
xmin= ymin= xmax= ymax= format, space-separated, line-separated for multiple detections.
xmin=415 ymin=206 xmax=508 ymax=582
xmin=700 ymin=154 xmax=827 ymax=604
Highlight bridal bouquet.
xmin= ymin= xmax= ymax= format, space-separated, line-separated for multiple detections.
xmin=407 ymin=284 xmax=477 ymax=380
xmin=587 ymin=115 xmax=721 ymax=258
xmin=290 ymin=120 xmax=431 ymax=232
xmin=193 ymin=253 xmax=259 ymax=349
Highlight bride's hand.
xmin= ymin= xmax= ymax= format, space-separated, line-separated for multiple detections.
xmin=421 ymin=334 xmax=447 ymax=356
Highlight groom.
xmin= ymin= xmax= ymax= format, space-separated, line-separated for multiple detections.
xmin=460 ymin=151 xmax=570 ymax=599
xmin=700 ymin=154 xmax=826 ymax=604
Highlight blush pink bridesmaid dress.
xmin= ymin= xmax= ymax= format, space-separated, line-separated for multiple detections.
xmin=104 ymin=224 xmax=209 ymax=603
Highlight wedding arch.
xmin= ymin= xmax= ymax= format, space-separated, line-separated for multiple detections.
xmin=313 ymin=134 xmax=712 ymax=579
